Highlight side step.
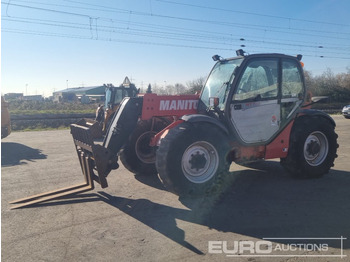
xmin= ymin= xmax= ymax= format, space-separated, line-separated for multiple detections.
xmin=10 ymin=124 xmax=112 ymax=209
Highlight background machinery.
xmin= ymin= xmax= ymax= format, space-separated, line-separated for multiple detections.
xmin=11 ymin=51 xmax=338 ymax=208
xmin=96 ymin=77 xmax=139 ymax=133
xmin=1 ymin=96 xmax=11 ymax=139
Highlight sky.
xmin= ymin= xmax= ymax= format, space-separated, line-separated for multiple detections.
xmin=1 ymin=0 xmax=350 ymax=97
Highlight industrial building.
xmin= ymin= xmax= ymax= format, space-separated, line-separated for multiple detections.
xmin=53 ymin=86 xmax=106 ymax=103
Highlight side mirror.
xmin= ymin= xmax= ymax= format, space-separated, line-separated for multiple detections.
xmin=302 ymin=95 xmax=328 ymax=108
xmin=311 ymin=96 xmax=328 ymax=103
xmin=209 ymin=97 xmax=219 ymax=108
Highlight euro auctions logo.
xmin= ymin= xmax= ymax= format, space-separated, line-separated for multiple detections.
xmin=208 ymin=237 xmax=347 ymax=258
xmin=209 ymin=240 xmax=273 ymax=255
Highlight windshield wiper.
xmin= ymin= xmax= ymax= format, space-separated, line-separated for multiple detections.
xmin=214 ymin=81 xmax=230 ymax=103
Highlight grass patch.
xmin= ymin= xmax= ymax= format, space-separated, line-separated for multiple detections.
xmin=8 ymin=100 xmax=98 ymax=115
xmin=14 ymin=126 xmax=70 ymax=132
xmin=10 ymin=109 xmax=95 ymax=115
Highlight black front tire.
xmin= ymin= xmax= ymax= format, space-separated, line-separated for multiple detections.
xmin=120 ymin=119 xmax=169 ymax=175
xmin=156 ymin=122 xmax=231 ymax=196
xmin=281 ymin=116 xmax=338 ymax=178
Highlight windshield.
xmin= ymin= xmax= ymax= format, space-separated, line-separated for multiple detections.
xmin=105 ymin=88 xmax=112 ymax=108
xmin=114 ymin=89 xmax=125 ymax=104
xmin=201 ymin=58 xmax=243 ymax=110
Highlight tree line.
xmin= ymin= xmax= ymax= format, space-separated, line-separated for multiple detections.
xmin=147 ymin=77 xmax=205 ymax=95
xmin=304 ymin=68 xmax=350 ymax=103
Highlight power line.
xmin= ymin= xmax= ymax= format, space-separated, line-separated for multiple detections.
xmin=4 ymin=27 xmax=350 ymax=60
xmin=3 ymin=1 xmax=92 ymax=18
xmin=156 ymin=0 xmax=350 ymax=28
xmin=3 ymin=1 xmax=350 ymax=40
xmin=2 ymin=1 xmax=350 ymax=59
xmin=1 ymin=27 xmax=239 ymax=51
xmin=59 ymin=0 xmax=350 ymax=39
xmin=4 ymin=16 xmax=350 ymax=56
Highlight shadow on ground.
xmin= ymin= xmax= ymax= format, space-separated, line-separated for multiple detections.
xmin=20 ymin=161 xmax=350 ymax=254
xmin=1 ymin=142 xmax=47 ymax=166
xmin=133 ymin=173 xmax=166 ymax=191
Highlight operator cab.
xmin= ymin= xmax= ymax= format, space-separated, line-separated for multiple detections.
xmin=105 ymin=79 xmax=139 ymax=109
xmin=200 ymin=51 xmax=305 ymax=145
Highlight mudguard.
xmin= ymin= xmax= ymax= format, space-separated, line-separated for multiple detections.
xmin=180 ymin=114 xmax=229 ymax=134
xmin=297 ymin=109 xmax=336 ymax=126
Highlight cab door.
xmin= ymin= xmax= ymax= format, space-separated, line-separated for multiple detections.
xmin=230 ymin=58 xmax=280 ymax=144
xmin=280 ymin=59 xmax=305 ymax=124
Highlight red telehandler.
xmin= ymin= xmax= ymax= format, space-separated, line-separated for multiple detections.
xmin=11 ymin=50 xmax=338 ymax=208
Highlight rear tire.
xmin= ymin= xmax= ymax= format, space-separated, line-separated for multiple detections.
xmin=120 ymin=119 xmax=169 ymax=175
xmin=281 ymin=116 xmax=338 ymax=178
xmin=156 ymin=122 xmax=231 ymax=196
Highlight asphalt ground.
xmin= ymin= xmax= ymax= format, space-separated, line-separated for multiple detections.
xmin=1 ymin=114 xmax=349 ymax=262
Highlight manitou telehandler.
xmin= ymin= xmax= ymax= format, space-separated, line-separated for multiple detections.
xmin=11 ymin=50 xmax=338 ymax=208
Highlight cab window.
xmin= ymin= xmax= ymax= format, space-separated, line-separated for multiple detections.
xmin=280 ymin=59 xmax=304 ymax=122
xmin=233 ymin=59 xmax=278 ymax=101
xmin=282 ymin=60 xmax=303 ymax=99
xmin=114 ymin=89 xmax=124 ymax=104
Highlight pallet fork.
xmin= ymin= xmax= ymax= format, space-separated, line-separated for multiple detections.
xmin=10 ymin=97 xmax=144 ymax=209
xmin=10 ymin=123 xmax=114 ymax=209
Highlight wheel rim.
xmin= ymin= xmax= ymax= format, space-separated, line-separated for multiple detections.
xmin=135 ymin=131 xmax=157 ymax=164
xmin=303 ymin=131 xmax=329 ymax=166
xmin=181 ymin=141 xmax=219 ymax=183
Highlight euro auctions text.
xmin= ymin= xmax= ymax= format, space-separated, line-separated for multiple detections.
xmin=208 ymin=237 xmax=347 ymax=258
